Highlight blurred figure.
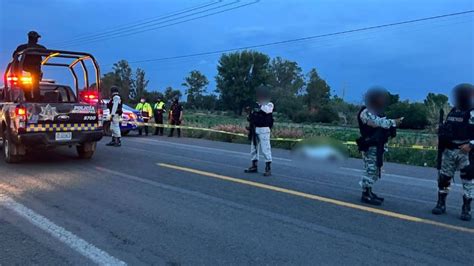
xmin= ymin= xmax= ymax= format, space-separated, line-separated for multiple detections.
xmin=13 ymin=31 xmax=46 ymax=101
xmin=153 ymin=97 xmax=166 ymax=136
xmin=433 ymin=83 xmax=474 ymax=221
xmin=106 ymin=86 xmax=123 ymax=147
xmin=168 ymin=98 xmax=183 ymax=137
xmin=244 ymin=85 xmax=274 ymax=176
xmin=135 ymin=97 xmax=153 ymax=136
xmin=356 ymin=87 xmax=403 ymax=205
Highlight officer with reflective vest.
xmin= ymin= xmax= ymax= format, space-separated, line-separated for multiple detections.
xmin=135 ymin=97 xmax=153 ymax=136
xmin=106 ymin=86 xmax=123 ymax=147
xmin=356 ymin=87 xmax=403 ymax=205
xmin=244 ymin=85 xmax=274 ymax=176
xmin=432 ymin=83 xmax=474 ymax=221
xmin=153 ymin=97 xmax=166 ymax=136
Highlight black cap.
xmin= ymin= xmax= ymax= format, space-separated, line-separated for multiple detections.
xmin=28 ymin=31 xmax=41 ymax=38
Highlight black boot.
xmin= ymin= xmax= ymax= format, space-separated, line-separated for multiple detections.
xmin=114 ymin=137 xmax=122 ymax=147
xmin=369 ymin=190 xmax=384 ymax=202
xmin=432 ymin=192 xmax=447 ymax=215
xmin=460 ymin=196 xmax=472 ymax=221
xmin=361 ymin=187 xmax=383 ymax=206
xmin=263 ymin=162 xmax=271 ymax=176
xmin=244 ymin=160 xmax=258 ymax=173
xmin=106 ymin=137 xmax=116 ymax=146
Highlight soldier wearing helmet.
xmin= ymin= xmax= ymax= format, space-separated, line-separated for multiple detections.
xmin=356 ymin=87 xmax=403 ymax=205
xmin=433 ymin=83 xmax=474 ymax=221
xmin=106 ymin=86 xmax=123 ymax=147
xmin=244 ymin=85 xmax=274 ymax=176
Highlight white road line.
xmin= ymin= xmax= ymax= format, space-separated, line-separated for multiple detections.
xmin=0 ymin=193 xmax=126 ymax=266
xmin=127 ymin=138 xmax=293 ymax=162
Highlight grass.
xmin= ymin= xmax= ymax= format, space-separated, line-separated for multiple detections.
xmin=181 ymin=111 xmax=438 ymax=167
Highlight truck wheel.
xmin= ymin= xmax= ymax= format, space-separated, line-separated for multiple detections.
xmin=2 ymin=130 xmax=23 ymax=163
xmin=76 ymin=142 xmax=96 ymax=159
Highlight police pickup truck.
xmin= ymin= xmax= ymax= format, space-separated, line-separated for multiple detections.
xmin=0 ymin=49 xmax=103 ymax=163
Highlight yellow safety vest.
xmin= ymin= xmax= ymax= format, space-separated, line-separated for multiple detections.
xmin=154 ymin=101 xmax=165 ymax=110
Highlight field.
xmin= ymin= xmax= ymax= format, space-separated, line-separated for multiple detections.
xmin=181 ymin=111 xmax=438 ymax=167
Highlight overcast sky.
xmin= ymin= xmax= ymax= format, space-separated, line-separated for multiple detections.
xmin=1 ymin=0 xmax=473 ymax=103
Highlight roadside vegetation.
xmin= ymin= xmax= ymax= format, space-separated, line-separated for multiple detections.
xmin=98 ymin=50 xmax=450 ymax=167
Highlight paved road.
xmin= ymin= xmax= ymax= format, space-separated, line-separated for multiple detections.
xmin=0 ymin=135 xmax=473 ymax=265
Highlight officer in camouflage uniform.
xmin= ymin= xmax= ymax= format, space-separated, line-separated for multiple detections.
xmin=356 ymin=87 xmax=403 ymax=205
xmin=432 ymin=83 xmax=474 ymax=221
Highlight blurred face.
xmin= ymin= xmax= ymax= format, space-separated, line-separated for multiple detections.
xmin=140 ymin=98 xmax=145 ymax=103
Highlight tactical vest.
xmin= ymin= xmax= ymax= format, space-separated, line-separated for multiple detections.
xmin=357 ymin=106 xmax=378 ymax=138
xmin=251 ymin=105 xmax=274 ymax=128
xmin=107 ymin=95 xmax=123 ymax=116
xmin=443 ymin=108 xmax=473 ymax=143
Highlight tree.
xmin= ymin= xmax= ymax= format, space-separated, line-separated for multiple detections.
xmin=132 ymin=68 xmax=149 ymax=101
xmin=100 ymin=72 xmax=121 ymax=99
xmin=143 ymin=90 xmax=163 ymax=104
xmin=182 ymin=70 xmax=209 ymax=109
xmin=216 ymin=50 xmax=271 ymax=115
xmin=268 ymin=57 xmax=305 ymax=115
xmin=164 ymin=86 xmax=182 ymax=103
xmin=104 ymin=60 xmax=134 ymax=103
xmin=424 ymin=93 xmax=450 ymax=130
xmin=305 ymin=68 xmax=330 ymax=110
xmin=386 ymin=101 xmax=429 ymax=129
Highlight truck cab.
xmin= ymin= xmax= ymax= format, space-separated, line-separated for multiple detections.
xmin=0 ymin=48 xmax=104 ymax=163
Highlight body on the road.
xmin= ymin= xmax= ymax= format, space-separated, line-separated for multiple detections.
xmin=433 ymin=83 xmax=474 ymax=221
xmin=245 ymin=85 xmax=274 ymax=176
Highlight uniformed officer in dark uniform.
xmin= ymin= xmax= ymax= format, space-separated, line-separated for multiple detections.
xmin=168 ymin=98 xmax=183 ymax=137
xmin=13 ymin=31 xmax=47 ymax=101
xmin=153 ymin=97 xmax=166 ymax=136
xmin=432 ymin=83 xmax=474 ymax=221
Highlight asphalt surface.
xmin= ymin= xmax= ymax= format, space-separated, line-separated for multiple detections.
xmin=0 ymin=134 xmax=473 ymax=265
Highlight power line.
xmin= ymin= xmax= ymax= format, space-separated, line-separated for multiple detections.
xmin=49 ymin=0 xmax=222 ymax=46
xmin=119 ymin=10 xmax=473 ymax=65
xmin=58 ymin=1 xmax=259 ymax=48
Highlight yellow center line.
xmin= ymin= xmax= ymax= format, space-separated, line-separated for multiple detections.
xmin=157 ymin=163 xmax=474 ymax=234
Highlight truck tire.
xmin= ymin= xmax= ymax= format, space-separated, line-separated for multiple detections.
xmin=2 ymin=130 xmax=24 ymax=163
xmin=76 ymin=142 xmax=96 ymax=159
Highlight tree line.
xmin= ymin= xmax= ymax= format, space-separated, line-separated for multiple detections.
xmin=100 ymin=50 xmax=450 ymax=130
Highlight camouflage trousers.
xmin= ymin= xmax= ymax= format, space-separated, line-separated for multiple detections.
xmin=439 ymin=149 xmax=474 ymax=199
xmin=359 ymin=147 xmax=381 ymax=189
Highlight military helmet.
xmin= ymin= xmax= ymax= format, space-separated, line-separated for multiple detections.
xmin=256 ymin=84 xmax=271 ymax=99
xmin=110 ymin=86 xmax=119 ymax=94
xmin=364 ymin=86 xmax=388 ymax=110
xmin=453 ymin=83 xmax=473 ymax=110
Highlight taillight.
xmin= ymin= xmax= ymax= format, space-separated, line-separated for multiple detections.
xmin=14 ymin=106 xmax=27 ymax=132
xmin=7 ymin=75 xmax=33 ymax=86
xmin=16 ymin=107 xmax=27 ymax=116
xmin=97 ymin=108 xmax=103 ymax=127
